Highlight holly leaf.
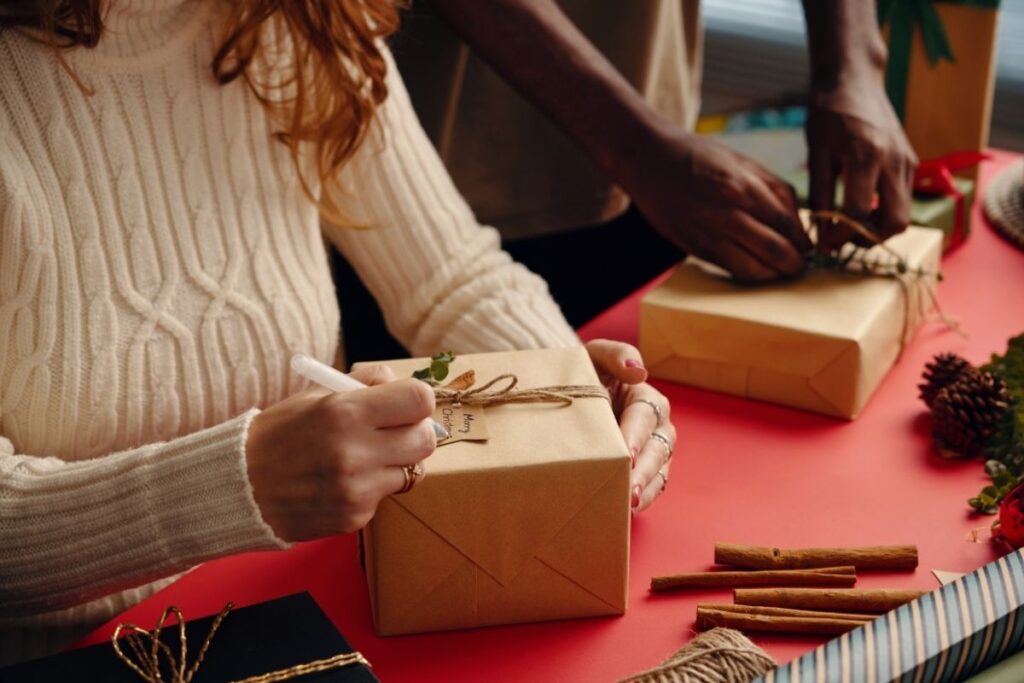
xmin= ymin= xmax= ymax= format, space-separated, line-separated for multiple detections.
xmin=412 ymin=368 xmax=434 ymax=382
xmin=969 ymin=495 xmax=1000 ymax=515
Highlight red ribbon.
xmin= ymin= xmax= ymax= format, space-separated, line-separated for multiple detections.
xmin=913 ymin=151 xmax=990 ymax=246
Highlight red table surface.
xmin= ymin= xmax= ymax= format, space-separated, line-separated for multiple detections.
xmin=77 ymin=151 xmax=1024 ymax=681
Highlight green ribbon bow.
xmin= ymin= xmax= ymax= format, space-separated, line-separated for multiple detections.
xmin=878 ymin=0 xmax=1001 ymax=121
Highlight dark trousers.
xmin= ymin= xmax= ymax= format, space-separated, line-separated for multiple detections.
xmin=332 ymin=205 xmax=684 ymax=365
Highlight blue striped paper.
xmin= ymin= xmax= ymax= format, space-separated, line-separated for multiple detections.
xmin=757 ymin=551 xmax=1024 ymax=683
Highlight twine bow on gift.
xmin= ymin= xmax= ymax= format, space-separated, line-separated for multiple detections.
xmin=433 ymin=371 xmax=610 ymax=408
xmin=877 ymin=0 xmax=1001 ymax=120
xmin=808 ymin=210 xmax=962 ymax=348
xmin=112 ymin=603 xmax=370 ymax=683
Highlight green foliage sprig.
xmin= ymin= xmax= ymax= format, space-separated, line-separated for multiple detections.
xmin=967 ymin=335 xmax=1024 ymax=514
xmin=412 ymin=351 xmax=455 ymax=385
xmin=807 ymin=249 xmax=941 ymax=280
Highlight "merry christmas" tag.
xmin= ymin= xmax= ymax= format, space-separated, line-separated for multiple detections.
xmin=435 ymin=404 xmax=489 ymax=445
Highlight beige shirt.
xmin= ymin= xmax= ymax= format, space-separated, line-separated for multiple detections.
xmin=0 ymin=0 xmax=577 ymax=663
xmin=395 ymin=0 xmax=703 ymax=239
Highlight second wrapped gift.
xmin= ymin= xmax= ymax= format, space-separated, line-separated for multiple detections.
xmin=639 ymin=226 xmax=943 ymax=419
xmin=353 ymin=347 xmax=631 ymax=636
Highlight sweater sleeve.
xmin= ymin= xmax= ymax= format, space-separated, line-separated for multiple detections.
xmin=0 ymin=409 xmax=287 ymax=618
xmin=322 ymin=47 xmax=580 ymax=357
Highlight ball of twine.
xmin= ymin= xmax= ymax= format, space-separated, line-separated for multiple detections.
xmin=619 ymin=628 xmax=775 ymax=683
xmin=984 ymin=158 xmax=1024 ymax=252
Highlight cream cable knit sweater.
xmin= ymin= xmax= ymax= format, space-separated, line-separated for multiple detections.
xmin=0 ymin=0 xmax=577 ymax=664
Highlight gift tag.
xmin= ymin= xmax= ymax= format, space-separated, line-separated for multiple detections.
xmin=435 ymin=404 xmax=490 ymax=445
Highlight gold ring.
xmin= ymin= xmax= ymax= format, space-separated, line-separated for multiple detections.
xmin=398 ymin=463 xmax=424 ymax=494
xmin=655 ymin=469 xmax=668 ymax=493
xmin=650 ymin=431 xmax=672 ymax=460
xmin=632 ymin=398 xmax=664 ymax=428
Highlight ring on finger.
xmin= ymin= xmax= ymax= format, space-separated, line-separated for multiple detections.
xmin=655 ymin=469 xmax=669 ymax=493
xmin=397 ymin=462 xmax=424 ymax=495
xmin=649 ymin=431 xmax=672 ymax=461
xmin=631 ymin=398 xmax=664 ymax=428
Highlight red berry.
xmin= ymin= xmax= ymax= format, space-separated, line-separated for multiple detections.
xmin=999 ymin=483 xmax=1024 ymax=549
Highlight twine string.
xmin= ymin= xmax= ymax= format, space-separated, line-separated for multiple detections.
xmin=112 ymin=603 xmax=371 ymax=683
xmin=433 ymin=373 xmax=610 ymax=408
xmin=618 ymin=628 xmax=775 ymax=683
xmin=809 ymin=210 xmax=964 ymax=344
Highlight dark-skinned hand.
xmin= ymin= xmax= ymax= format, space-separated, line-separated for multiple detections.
xmin=806 ymin=73 xmax=918 ymax=250
xmin=628 ymin=129 xmax=813 ymax=283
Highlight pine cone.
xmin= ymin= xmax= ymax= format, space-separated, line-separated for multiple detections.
xmin=919 ymin=353 xmax=976 ymax=408
xmin=932 ymin=371 xmax=1012 ymax=459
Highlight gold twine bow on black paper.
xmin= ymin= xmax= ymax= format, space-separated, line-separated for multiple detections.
xmin=432 ymin=372 xmax=610 ymax=408
xmin=112 ymin=603 xmax=370 ymax=683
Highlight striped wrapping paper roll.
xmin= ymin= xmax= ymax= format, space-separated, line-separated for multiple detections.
xmin=757 ymin=550 xmax=1024 ymax=683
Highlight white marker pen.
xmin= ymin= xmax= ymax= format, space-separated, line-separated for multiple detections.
xmin=291 ymin=353 xmax=450 ymax=440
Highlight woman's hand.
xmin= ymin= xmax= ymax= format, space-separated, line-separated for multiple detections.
xmin=245 ymin=365 xmax=438 ymax=542
xmin=586 ymin=339 xmax=675 ymax=512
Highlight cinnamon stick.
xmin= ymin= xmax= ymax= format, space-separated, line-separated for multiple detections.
xmin=696 ymin=607 xmax=869 ymax=636
xmin=650 ymin=566 xmax=857 ymax=592
xmin=715 ymin=543 xmax=918 ymax=571
xmin=696 ymin=603 xmax=873 ymax=622
xmin=734 ymin=588 xmax=928 ymax=613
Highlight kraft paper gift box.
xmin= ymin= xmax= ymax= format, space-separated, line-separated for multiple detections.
xmin=352 ymin=347 xmax=631 ymax=636
xmin=639 ymin=226 xmax=943 ymax=419
xmin=757 ymin=550 xmax=1024 ymax=683
xmin=879 ymin=0 xmax=1001 ymax=176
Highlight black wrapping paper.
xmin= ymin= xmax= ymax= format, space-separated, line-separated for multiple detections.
xmin=0 ymin=592 xmax=377 ymax=682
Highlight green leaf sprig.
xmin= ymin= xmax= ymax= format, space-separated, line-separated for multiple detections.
xmin=967 ymin=334 xmax=1024 ymax=513
xmin=412 ymin=351 xmax=455 ymax=385
xmin=807 ymin=249 xmax=941 ymax=280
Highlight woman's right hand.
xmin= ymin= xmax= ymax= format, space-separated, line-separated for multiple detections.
xmin=245 ymin=365 xmax=437 ymax=542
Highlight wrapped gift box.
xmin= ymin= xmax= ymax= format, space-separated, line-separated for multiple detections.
xmin=757 ymin=549 xmax=1024 ymax=682
xmin=880 ymin=0 xmax=1001 ymax=175
xmin=0 ymin=592 xmax=377 ymax=682
xmin=787 ymin=170 xmax=975 ymax=252
xmin=353 ymin=347 xmax=631 ymax=636
xmin=638 ymin=226 xmax=943 ymax=419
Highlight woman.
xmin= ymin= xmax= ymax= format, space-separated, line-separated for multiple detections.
xmin=0 ymin=0 xmax=676 ymax=663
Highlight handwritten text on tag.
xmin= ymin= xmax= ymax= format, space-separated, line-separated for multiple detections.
xmin=435 ymin=404 xmax=489 ymax=445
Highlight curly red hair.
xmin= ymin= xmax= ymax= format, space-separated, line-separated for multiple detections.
xmin=1 ymin=0 xmax=400 ymax=222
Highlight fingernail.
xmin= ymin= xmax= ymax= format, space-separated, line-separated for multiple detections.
xmin=630 ymin=447 xmax=638 ymax=467
xmin=631 ymin=485 xmax=642 ymax=508
xmin=625 ymin=359 xmax=643 ymax=369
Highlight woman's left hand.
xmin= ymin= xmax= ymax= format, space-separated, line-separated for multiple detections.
xmin=585 ymin=339 xmax=675 ymax=512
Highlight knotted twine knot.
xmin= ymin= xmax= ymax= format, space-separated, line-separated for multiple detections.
xmin=432 ymin=373 xmax=610 ymax=408
xmin=113 ymin=603 xmax=370 ymax=683
xmin=809 ymin=210 xmax=963 ymax=350
xmin=618 ymin=628 xmax=775 ymax=683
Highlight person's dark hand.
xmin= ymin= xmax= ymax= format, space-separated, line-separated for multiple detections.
xmin=806 ymin=73 xmax=918 ymax=251
xmin=628 ymin=131 xmax=812 ymax=283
